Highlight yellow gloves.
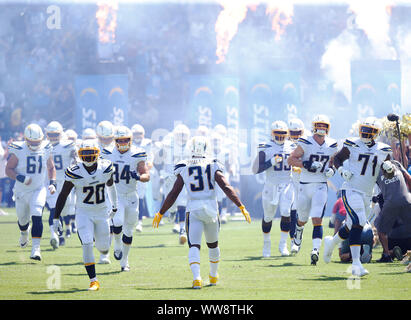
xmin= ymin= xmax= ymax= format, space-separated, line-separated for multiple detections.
xmin=292 ymin=166 xmax=302 ymax=173
xmin=239 ymin=205 xmax=251 ymax=223
xmin=152 ymin=212 xmax=163 ymax=228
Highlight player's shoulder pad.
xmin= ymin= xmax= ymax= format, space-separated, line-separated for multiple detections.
xmin=258 ymin=142 xmax=272 ymax=149
xmin=42 ymin=141 xmax=52 ymax=150
xmin=65 ymin=165 xmax=83 ymax=179
xmin=62 ymin=140 xmax=75 ymax=149
xmin=343 ymin=137 xmax=360 ymax=148
xmin=131 ymin=150 xmax=148 ymax=158
xmin=101 ymin=148 xmax=112 ymax=155
xmin=378 ymin=142 xmax=392 ymax=153
xmin=297 ymin=136 xmax=312 ymax=145
xmin=326 ymin=138 xmax=338 ymax=148
xmin=174 ymin=160 xmax=187 ymax=170
xmin=102 ymin=159 xmax=114 ymax=173
xmin=8 ymin=141 xmax=24 ymax=150
xmin=213 ymin=158 xmax=225 ymax=170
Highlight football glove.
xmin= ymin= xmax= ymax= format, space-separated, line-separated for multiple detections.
xmin=292 ymin=166 xmax=302 ymax=174
xmin=239 ymin=205 xmax=251 ymax=223
xmin=271 ymin=155 xmax=283 ymax=166
xmin=382 ymin=160 xmax=394 ymax=173
xmin=325 ymin=167 xmax=335 ymax=178
xmin=130 ymin=171 xmax=141 ymax=181
xmin=109 ymin=207 xmax=118 ymax=220
xmin=338 ymin=167 xmax=353 ymax=181
xmin=152 ymin=212 xmax=163 ymax=228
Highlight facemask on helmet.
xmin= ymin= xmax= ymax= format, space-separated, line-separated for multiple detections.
xmin=359 ymin=117 xmax=381 ymax=144
xmin=46 ymin=121 xmax=63 ymax=144
xmin=24 ymin=124 xmax=44 ymax=151
xmin=78 ymin=141 xmax=100 ymax=167
xmin=96 ymin=121 xmax=114 ymax=147
xmin=131 ymin=124 xmax=145 ymax=145
xmin=114 ymin=126 xmax=132 ymax=153
xmin=271 ymin=121 xmax=288 ymax=145
xmin=312 ymin=115 xmax=330 ymax=136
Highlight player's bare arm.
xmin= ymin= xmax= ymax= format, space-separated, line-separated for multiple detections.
xmin=158 ymin=174 xmax=184 ymax=215
xmin=47 ymin=156 xmax=56 ymax=180
xmin=287 ymin=144 xmax=304 ymax=168
xmin=137 ymin=160 xmax=150 ymax=182
xmin=6 ymin=153 xmax=32 ymax=185
xmin=54 ymin=180 xmax=74 ymax=220
xmin=215 ymin=170 xmax=242 ymax=207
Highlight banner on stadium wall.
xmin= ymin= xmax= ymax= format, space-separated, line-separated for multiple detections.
xmin=351 ymin=60 xmax=401 ymax=121
xmin=74 ymin=74 xmax=129 ymax=133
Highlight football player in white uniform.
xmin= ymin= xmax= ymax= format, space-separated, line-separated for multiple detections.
xmin=288 ymin=118 xmax=305 ymax=245
xmin=101 ymin=126 xmax=150 ymax=271
xmin=53 ymin=139 xmax=118 ymax=291
xmin=152 ymin=136 xmax=251 ymax=289
xmin=5 ymin=124 xmax=57 ymax=261
xmin=210 ymin=132 xmax=231 ymax=224
xmin=131 ymin=123 xmax=153 ymax=233
xmin=323 ymin=117 xmax=391 ymax=277
xmin=44 ymin=121 xmax=77 ymax=249
xmin=161 ymin=124 xmax=191 ymax=244
xmin=287 ymin=115 xmax=339 ymax=265
xmin=252 ymin=121 xmax=295 ymax=257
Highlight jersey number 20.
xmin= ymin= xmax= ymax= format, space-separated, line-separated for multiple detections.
xmin=83 ymin=183 xmax=105 ymax=204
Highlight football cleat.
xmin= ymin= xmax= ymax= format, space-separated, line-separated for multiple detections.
xmin=135 ymin=223 xmax=143 ymax=233
xmin=30 ymin=247 xmax=41 ymax=261
xmin=311 ymin=249 xmax=319 ymax=265
xmin=99 ymin=253 xmax=111 ymax=264
xmin=323 ymin=236 xmax=334 ymax=264
xmin=50 ymin=235 xmax=59 ymax=250
xmin=220 ymin=214 xmax=228 ymax=224
xmin=121 ymin=265 xmax=130 ymax=272
xmin=290 ymin=239 xmax=301 ymax=255
xmin=19 ymin=228 xmax=30 ymax=248
xmin=192 ymin=279 xmax=202 ymax=289
xmin=262 ymin=240 xmax=271 ymax=258
xmin=406 ymin=263 xmax=411 ymax=273
xmin=360 ymin=244 xmax=372 ymax=264
xmin=351 ymin=263 xmax=369 ymax=277
xmin=279 ymin=241 xmax=290 ymax=256
xmin=392 ymin=246 xmax=403 ymax=261
xmin=59 ymin=236 xmax=65 ymax=246
xmin=71 ymin=222 xmax=77 ymax=234
xmin=114 ymin=250 xmax=123 ymax=261
xmin=66 ymin=229 xmax=71 ymax=238
xmin=209 ymin=274 xmax=218 ymax=286
xmin=179 ymin=233 xmax=187 ymax=245
xmin=172 ymin=223 xmax=180 ymax=234
xmin=88 ymin=281 xmax=100 ymax=291
xmin=401 ymin=251 xmax=410 ymax=265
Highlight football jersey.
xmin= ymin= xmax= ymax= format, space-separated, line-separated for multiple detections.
xmin=298 ymin=135 xmax=338 ymax=183
xmin=100 ymin=146 xmax=147 ymax=194
xmin=64 ymin=159 xmax=114 ymax=211
xmin=48 ymin=140 xmax=76 ymax=182
xmin=341 ymin=137 xmax=392 ymax=196
xmin=8 ymin=140 xmax=52 ymax=193
xmin=258 ymin=140 xmax=295 ymax=185
xmin=174 ymin=157 xmax=224 ymax=213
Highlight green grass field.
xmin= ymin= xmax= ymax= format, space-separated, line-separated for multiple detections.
xmin=0 ymin=207 xmax=409 ymax=300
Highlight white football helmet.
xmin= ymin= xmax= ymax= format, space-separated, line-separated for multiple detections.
xmin=271 ymin=120 xmax=288 ymax=145
xmin=359 ymin=117 xmax=382 ymax=144
xmin=82 ymin=128 xmax=97 ymax=140
xmin=114 ymin=125 xmax=132 ymax=153
xmin=96 ymin=121 xmax=114 ymax=147
xmin=196 ymin=125 xmax=209 ymax=137
xmin=312 ymin=114 xmax=330 ymax=136
xmin=65 ymin=129 xmax=78 ymax=142
xmin=24 ymin=123 xmax=44 ymax=151
xmin=131 ymin=124 xmax=145 ymax=144
xmin=78 ymin=139 xmax=100 ymax=167
xmin=191 ymin=135 xmax=208 ymax=157
xmin=214 ymin=124 xmax=227 ymax=138
xmin=211 ymin=132 xmax=223 ymax=153
xmin=173 ymin=124 xmax=190 ymax=146
xmin=288 ymin=118 xmax=305 ymax=141
xmin=45 ymin=121 xmax=63 ymax=144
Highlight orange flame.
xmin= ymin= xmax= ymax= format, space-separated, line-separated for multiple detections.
xmin=265 ymin=2 xmax=293 ymax=41
xmin=215 ymin=1 xmax=249 ymax=64
xmin=96 ymin=1 xmax=118 ymax=44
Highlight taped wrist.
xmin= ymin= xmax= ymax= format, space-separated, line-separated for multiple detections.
xmin=302 ymin=161 xmax=312 ymax=170
xmin=49 ymin=180 xmax=57 ymax=188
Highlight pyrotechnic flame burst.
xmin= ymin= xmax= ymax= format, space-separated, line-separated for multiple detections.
xmin=96 ymin=0 xmax=118 ymax=44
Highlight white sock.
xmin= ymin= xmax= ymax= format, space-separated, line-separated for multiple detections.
xmin=32 ymin=237 xmax=41 ymax=250
xmin=114 ymin=233 xmax=122 ymax=251
xmin=332 ymin=233 xmax=344 ymax=247
xmin=179 ymin=221 xmax=185 ymax=232
xmin=280 ymin=231 xmax=288 ymax=244
xmin=312 ymin=238 xmax=321 ymax=251
xmin=350 ymin=245 xmax=361 ymax=265
xmin=263 ymin=232 xmax=270 ymax=242
xmin=188 ymin=246 xmax=201 ymax=280
xmin=209 ymin=247 xmax=220 ymax=277
xmin=121 ymin=243 xmax=131 ymax=266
